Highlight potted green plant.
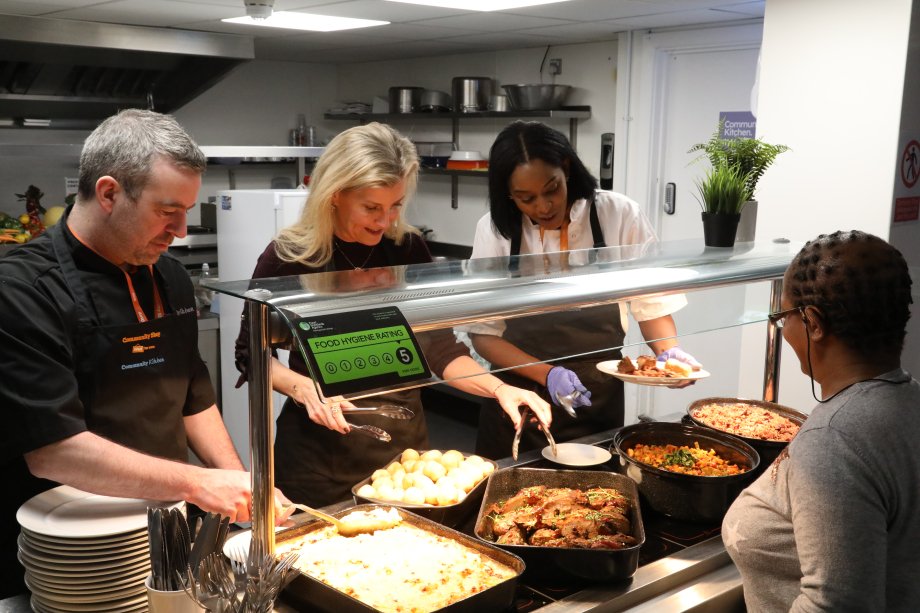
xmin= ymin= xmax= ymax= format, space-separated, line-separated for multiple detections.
xmin=694 ymin=164 xmax=749 ymax=247
xmin=689 ymin=122 xmax=789 ymax=246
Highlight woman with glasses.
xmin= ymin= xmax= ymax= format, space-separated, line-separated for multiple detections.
xmin=723 ymin=230 xmax=920 ymax=611
xmin=464 ymin=121 xmax=700 ymax=457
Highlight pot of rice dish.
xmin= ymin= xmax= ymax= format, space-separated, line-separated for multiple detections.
xmin=611 ymin=422 xmax=759 ymax=523
xmin=686 ymin=397 xmax=806 ymax=477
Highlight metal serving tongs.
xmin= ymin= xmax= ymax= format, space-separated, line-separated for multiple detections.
xmin=511 ymin=407 xmax=557 ymax=460
xmin=346 ymin=423 xmax=392 ymax=442
xmin=555 ymin=391 xmax=581 ymax=419
xmin=342 ymin=404 xmax=415 ymax=420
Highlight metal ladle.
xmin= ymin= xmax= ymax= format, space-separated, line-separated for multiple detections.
xmin=283 ymin=503 xmax=400 ymax=537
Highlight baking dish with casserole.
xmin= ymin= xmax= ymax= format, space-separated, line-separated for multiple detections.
xmin=277 ymin=504 xmax=524 ymax=613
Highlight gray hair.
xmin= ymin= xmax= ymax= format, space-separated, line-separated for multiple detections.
xmin=78 ymin=109 xmax=207 ymax=202
xmin=274 ymin=122 xmax=420 ymax=267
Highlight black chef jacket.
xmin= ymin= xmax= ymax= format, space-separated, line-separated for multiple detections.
xmin=0 ymin=215 xmax=215 ymax=598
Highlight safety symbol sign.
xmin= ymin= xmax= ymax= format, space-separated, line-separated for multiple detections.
xmin=900 ymin=140 xmax=920 ymax=189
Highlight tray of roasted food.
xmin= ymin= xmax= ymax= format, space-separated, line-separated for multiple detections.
xmin=351 ymin=448 xmax=497 ymax=527
xmin=597 ymin=354 xmax=710 ymax=386
xmin=276 ymin=504 xmax=524 ymax=613
xmin=686 ymin=397 xmax=807 ymax=476
xmin=473 ymin=467 xmax=645 ymax=581
xmin=611 ymin=422 xmax=759 ymax=522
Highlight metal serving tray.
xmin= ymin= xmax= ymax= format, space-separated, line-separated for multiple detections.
xmin=473 ymin=467 xmax=645 ymax=581
xmin=278 ymin=504 xmax=525 ymax=613
xmin=351 ymin=451 xmax=498 ymax=527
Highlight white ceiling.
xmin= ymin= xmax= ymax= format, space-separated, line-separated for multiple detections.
xmin=0 ymin=0 xmax=764 ymax=63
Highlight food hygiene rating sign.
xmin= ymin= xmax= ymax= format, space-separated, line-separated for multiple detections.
xmin=292 ymin=306 xmax=431 ymax=397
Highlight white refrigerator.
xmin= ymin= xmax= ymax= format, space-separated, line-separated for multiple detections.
xmin=216 ymin=188 xmax=308 ymax=466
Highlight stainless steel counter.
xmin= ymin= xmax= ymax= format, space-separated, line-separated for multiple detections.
xmin=272 ymin=426 xmax=744 ymax=613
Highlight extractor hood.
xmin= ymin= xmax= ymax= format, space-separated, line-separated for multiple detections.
xmin=0 ymin=14 xmax=254 ymax=128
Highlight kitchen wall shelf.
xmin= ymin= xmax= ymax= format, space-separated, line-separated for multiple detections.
xmin=200 ymin=146 xmax=324 ymax=188
xmin=325 ymin=107 xmax=591 ymax=208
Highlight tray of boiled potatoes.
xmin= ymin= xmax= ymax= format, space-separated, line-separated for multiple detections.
xmin=350 ymin=448 xmax=497 ymax=527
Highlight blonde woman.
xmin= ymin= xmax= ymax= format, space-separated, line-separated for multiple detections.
xmin=235 ymin=123 xmax=551 ymax=506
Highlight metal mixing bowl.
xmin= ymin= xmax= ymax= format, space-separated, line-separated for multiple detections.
xmin=501 ymin=84 xmax=572 ymax=110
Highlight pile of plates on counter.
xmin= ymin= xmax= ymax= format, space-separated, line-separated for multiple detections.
xmin=16 ymin=485 xmax=183 ymax=613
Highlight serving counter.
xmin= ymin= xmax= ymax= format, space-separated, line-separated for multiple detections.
xmin=206 ymin=238 xmax=798 ymax=612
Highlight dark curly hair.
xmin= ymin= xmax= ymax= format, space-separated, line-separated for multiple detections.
xmin=487 ymin=121 xmax=598 ymax=240
xmin=786 ymin=230 xmax=912 ymax=356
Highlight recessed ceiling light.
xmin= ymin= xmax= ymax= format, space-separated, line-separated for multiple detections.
xmin=384 ymin=0 xmax=572 ymax=10
xmin=222 ymin=11 xmax=389 ymax=32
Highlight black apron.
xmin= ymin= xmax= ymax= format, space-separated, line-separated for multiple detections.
xmin=476 ymin=196 xmax=627 ymax=458
xmin=274 ymin=240 xmax=428 ymax=507
xmin=51 ymin=224 xmax=196 ymax=462
xmin=1 ymin=226 xmax=199 ymax=598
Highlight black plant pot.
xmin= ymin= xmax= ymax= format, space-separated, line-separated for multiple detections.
xmin=701 ymin=212 xmax=742 ymax=248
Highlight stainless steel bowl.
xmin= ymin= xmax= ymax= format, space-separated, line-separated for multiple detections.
xmin=501 ymin=84 xmax=572 ymax=111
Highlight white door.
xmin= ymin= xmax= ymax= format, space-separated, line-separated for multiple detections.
xmin=658 ymin=47 xmax=761 ymax=241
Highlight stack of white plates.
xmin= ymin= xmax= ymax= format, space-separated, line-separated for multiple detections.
xmin=16 ymin=485 xmax=183 ymax=613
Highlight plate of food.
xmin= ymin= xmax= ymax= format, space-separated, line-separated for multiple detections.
xmin=597 ymin=355 xmax=710 ymax=386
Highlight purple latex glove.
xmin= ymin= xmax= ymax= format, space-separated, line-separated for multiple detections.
xmin=656 ymin=347 xmax=702 ymax=370
xmin=546 ymin=367 xmax=592 ymax=408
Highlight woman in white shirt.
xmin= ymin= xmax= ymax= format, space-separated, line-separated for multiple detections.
xmin=467 ymin=121 xmax=699 ymax=457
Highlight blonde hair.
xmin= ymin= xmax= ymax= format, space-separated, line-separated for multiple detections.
xmin=274 ymin=122 xmax=420 ymax=267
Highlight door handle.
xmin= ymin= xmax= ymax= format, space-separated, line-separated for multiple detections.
xmin=664 ymin=182 xmax=676 ymax=215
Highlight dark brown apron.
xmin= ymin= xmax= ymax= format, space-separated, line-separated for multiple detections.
xmin=476 ymin=196 xmax=627 ymax=458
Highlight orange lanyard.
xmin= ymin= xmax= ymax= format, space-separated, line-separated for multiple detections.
xmin=122 ymin=267 xmax=165 ymax=323
xmin=68 ymin=224 xmax=165 ymax=323
xmin=538 ymin=218 xmax=569 ymax=252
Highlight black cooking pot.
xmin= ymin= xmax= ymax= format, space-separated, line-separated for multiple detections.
xmin=686 ymin=397 xmax=806 ymax=478
xmin=611 ymin=422 xmax=759 ymax=523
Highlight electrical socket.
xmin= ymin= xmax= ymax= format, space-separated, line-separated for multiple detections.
xmin=548 ymin=58 xmax=562 ymax=76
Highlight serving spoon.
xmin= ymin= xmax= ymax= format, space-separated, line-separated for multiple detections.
xmin=283 ymin=503 xmax=401 ymax=537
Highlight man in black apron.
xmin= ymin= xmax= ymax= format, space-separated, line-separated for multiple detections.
xmin=0 ymin=110 xmax=277 ymax=599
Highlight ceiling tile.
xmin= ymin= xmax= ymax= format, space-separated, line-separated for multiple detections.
xmin=47 ymin=0 xmax=236 ymax=26
xmin=610 ymin=7 xmax=756 ymax=28
xmin=414 ymin=11 xmax=572 ymax=33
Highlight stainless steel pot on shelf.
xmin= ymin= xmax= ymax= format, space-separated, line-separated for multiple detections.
xmin=452 ymin=77 xmax=493 ymax=112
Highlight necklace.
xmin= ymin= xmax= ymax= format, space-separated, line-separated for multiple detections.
xmin=335 ymin=241 xmax=376 ymax=271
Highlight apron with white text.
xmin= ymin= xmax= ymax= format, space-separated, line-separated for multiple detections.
xmin=52 ymin=224 xmax=196 ymax=461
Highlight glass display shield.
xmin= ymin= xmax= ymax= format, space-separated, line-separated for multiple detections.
xmin=206 ymin=239 xmax=799 ymax=400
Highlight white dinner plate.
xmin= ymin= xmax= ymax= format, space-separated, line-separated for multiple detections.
xmin=18 ymin=550 xmax=149 ymax=576
xmin=596 ymin=360 xmax=710 ymax=386
xmin=18 ymin=534 xmax=148 ymax=564
xmin=25 ymin=574 xmax=145 ymax=604
xmin=21 ymin=526 xmax=148 ymax=548
xmin=21 ymin=533 xmax=149 ymax=557
xmin=17 ymin=485 xmax=182 ymax=538
xmin=222 ymin=526 xmax=286 ymax=564
xmin=25 ymin=568 xmax=147 ymax=593
xmin=30 ymin=590 xmax=147 ymax=613
xmin=542 ymin=443 xmax=612 ymax=467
